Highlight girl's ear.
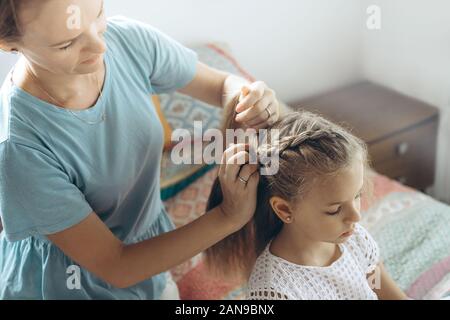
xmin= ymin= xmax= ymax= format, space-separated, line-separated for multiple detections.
xmin=269 ymin=196 xmax=294 ymax=223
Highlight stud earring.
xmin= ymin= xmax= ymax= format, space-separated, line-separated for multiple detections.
xmin=286 ymin=217 xmax=292 ymax=222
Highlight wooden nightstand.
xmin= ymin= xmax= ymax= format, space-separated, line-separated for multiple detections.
xmin=293 ymin=81 xmax=440 ymax=191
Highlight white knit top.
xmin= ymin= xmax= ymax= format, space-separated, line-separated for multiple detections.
xmin=246 ymin=224 xmax=380 ymax=300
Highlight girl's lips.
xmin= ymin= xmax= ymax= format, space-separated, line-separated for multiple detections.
xmin=341 ymin=229 xmax=354 ymax=237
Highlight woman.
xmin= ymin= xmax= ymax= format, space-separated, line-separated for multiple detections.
xmin=0 ymin=0 xmax=280 ymax=299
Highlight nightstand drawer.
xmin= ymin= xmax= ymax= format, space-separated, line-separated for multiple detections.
xmin=373 ymin=157 xmax=434 ymax=190
xmin=296 ymin=81 xmax=440 ymax=191
xmin=369 ymin=120 xmax=438 ymax=190
xmin=368 ymin=119 xmax=438 ymax=165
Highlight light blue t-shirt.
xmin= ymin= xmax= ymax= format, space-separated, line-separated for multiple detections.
xmin=0 ymin=16 xmax=198 ymax=299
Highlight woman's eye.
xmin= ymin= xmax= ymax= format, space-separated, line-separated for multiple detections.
xmin=59 ymin=43 xmax=72 ymax=51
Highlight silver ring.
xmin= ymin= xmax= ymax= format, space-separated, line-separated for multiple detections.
xmin=238 ymin=176 xmax=248 ymax=184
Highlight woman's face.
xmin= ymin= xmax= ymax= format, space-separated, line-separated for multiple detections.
xmin=289 ymin=156 xmax=364 ymax=244
xmin=13 ymin=0 xmax=107 ymax=75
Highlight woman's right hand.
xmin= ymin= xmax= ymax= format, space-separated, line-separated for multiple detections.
xmin=217 ymin=143 xmax=260 ymax=229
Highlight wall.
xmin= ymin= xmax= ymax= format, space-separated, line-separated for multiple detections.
xmin=1 ymin=0 xmax=365 ymax=102
xmin=1 ymin=0 xmax=449 ymax=200
xmin=362 ymin=0 xmax=450 ymax=201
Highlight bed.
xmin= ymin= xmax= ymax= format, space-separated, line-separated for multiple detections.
xmin=165 ymin=168 xmax=450 ymax=300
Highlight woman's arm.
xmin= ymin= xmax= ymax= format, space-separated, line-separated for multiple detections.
xmin=47 ymin=144 xmax=259 ymax=289
xmin=48 ymin=206 xmax=232 ymax=289
xmin=370 ymin=262 xmax=409 ymax=300
xmin=179 ymin=62 xmax=280 ymax=129
xmin=178 ymin=62 xmax=248 ymax=109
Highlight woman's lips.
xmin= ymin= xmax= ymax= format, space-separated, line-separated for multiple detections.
xmin=82 ymin=56 xmax=100 ymax=64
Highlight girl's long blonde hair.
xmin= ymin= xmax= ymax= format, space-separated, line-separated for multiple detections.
xmin=205 ymin=104 xmax=372 ymax=281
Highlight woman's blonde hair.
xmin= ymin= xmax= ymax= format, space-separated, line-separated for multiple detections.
xmin=205 ymin=106 xmax=372 ymax=280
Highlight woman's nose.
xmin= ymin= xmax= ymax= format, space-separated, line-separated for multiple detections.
xmin=85 ymin=25 xmax=107 ymax=54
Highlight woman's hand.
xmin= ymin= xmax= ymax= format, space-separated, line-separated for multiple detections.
xmin=218 ymin=143 xmax=260 ymax=229
xmin=234 ymin=81 xmax=280 ymax=130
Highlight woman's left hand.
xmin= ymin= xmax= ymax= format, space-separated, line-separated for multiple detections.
xmin=234 ymin=81 xmax=280 ymax=130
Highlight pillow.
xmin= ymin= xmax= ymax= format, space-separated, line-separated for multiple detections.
xmin=159 ymin=43 xmax=255 ymax=200
xmin=151 ymin=95 xmax=173 ymax=150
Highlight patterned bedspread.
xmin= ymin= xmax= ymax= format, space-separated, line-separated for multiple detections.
xmin=362 ymin=190 xmax=450 ymax=299
xmin=165 ymin=169 xmax=450 ymax=300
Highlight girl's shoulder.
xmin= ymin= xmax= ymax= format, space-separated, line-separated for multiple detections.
xmin=246 ymin=245 xmax=299 ymax=300
xmin=345 ymin=224 xmax=380 ymax=274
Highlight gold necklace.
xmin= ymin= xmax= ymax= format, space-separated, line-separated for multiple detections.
xmin=24 ymin=63 xmax=106 ymax=125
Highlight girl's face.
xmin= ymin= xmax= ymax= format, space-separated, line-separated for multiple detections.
xmin=289 ymin=156 xmax=364 ymax=244
xmin=12 ymin=0 xmax=107 ymax=75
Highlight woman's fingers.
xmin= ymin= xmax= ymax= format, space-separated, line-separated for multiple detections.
xmin=236 ymin=82 xmax=266 ymax=113
xmin=251 ymin=111 xmax=278 ymax=129
xmin=246 ymin=166 xmax=260 ymax=193
xmin=225 ymin=151 xmax=250 ymax=182
xmin=218 ymin=143 xmax=261 ymax=191
xmin=235 ymin=95 xmax=273 ymax=124
xmin=233 ymin=81 xmax=279 ymax=130
xmin=218 ymin=143 xmax=248 ymax=177
xmin=216 ymin=144 xmax=261 ymax=228
xmin=238 ymin=164 xmax=259 ymax=183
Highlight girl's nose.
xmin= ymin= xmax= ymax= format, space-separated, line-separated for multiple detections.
xmin=344 ymin=205 xmax=361 ymax=223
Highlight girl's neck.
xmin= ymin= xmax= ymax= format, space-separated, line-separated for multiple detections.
xmin=270 ymin=226 xmax=341 ymax=267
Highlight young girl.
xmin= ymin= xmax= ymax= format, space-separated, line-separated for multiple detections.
xmin=206 ymin=111 xmax=409 ymax=300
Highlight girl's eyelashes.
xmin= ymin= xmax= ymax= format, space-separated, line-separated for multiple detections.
xmin=325 ymin=193 xmax=362 ymax=216
xmin=326 ymin=207 xmax=342 ymax=216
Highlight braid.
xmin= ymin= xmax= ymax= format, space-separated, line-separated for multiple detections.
xmin=258 ymin=128 xmax=342 ymax=161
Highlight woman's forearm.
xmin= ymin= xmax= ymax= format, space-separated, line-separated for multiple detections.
xmin=114 ymin=206 xmax=238 ymax=288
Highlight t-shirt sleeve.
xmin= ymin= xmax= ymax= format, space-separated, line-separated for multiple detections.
xmin=0 ymin=142 xmax=93 ymax=242
xmin=351 ymin=224 xmax=380 ymax=274
xmin=107 ymin=16 xmax=198 ymax=94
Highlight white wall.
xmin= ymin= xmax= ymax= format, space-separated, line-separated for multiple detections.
xmin=106 ymin=0 xmax=365 ymax=102
xmin=361 ymin=0 xmax=450 ymax=202
xmin=0 ymin=0 xmax=365 ymax=102
xmin=1 ymin=0 xmax=449 ymax=200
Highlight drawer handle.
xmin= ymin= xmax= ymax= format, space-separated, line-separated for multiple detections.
xmin=396 ymin=142 xmax=410 ymax=155
xmin=396 ymin=176 xmax=408 ymax=184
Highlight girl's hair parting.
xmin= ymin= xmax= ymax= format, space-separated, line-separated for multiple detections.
xmin=205 ymin=105 xmax=372 ymax=280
